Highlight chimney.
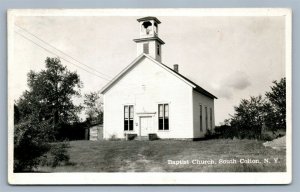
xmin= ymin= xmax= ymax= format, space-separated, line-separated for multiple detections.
xmin=173 ymin=64 xmax=179 ymax=73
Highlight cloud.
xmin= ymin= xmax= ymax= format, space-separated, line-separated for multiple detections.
xmin=211 ymin=83 xmax=231 ymax=99
xmin=224 ymin=71 xmax=251 ymax=90
xmin=211 ymin=71 xmax=251 ymax=99
xmin=215 ymin=88 xmax=232 ymax=100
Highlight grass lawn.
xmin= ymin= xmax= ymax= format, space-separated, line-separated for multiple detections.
xmin=37 ymin=139 xmax=286 ymax=172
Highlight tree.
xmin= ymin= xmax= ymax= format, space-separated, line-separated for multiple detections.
xmin=14 ymin=104 xmax=20 ymax=124
xmin=83 ymin=91 xmax=103 ymax=124
xmin=14 ymin=57 xmax=81 ymax=171
xmin=230 ymin=95 xmax=270 ymax=139
xmin=15 ymin=57 xmax=82 ymax=140
xmin=222 ymin=77 xmax=286 ymax=139
xmin=265 ymin=77 xmax=286 ymax=130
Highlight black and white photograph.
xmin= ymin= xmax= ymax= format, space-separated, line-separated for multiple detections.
xmin=7 ymin=8 xmax=292 ymax=184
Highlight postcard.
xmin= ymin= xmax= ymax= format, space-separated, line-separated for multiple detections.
xmin=7 ymin=8 xmax=292 ymax=184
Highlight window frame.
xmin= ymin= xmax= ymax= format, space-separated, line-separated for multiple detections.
xmin=158 ymin=103 xmax=169 ymax=131
xmin=200 ymin=104 xmax=203 ymax=132
xmin=157 ymin=44 xmax=160 ymax=56
xmin=210 ymin=107 xmax=213 ymax=130
xmin=124 ymin=105 xmax=134 ymax=131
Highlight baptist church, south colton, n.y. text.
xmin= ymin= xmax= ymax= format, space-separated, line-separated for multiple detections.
xmin=100 ymin=17 xmax=217 ymax=140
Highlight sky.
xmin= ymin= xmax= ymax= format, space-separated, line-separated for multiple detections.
xmin=12 ymin=15 xmax=286 ymax=124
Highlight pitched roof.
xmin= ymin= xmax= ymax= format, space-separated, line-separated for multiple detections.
xmin=159 ymin=63 xmax=218 ymax=99
xmin=100 ymin=54 xmax=217 ymax=99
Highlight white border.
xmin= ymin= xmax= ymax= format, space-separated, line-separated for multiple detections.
xmin=7 ymin=8 xmax=292 ymax=185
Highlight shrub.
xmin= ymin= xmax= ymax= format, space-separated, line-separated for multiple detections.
xmin=149 ymin=133 xmax=159 ymax=141
xmin=261 ymin=133 xmax=275 ymax=141
xmin=14 ymin=118 xmax=50 ymax=172
xmin=51 ymin=142 xmax=70 ymax=167
xmin=212 ymin=125 xmax=235 ymax=139
xmin=40 ymin=141 xmax=70 ymax=167
xmin=204 ymin=129 xmax=215 ymax=139
xmin=261 ymin=129 xmax=286 ymax=141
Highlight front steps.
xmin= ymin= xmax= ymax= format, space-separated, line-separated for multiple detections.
xmin=125 ymin=133 xmax=158 ymax=141
xmin=136 ymin=136 xmax=149 ymax=141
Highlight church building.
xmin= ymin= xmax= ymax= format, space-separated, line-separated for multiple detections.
xmin=100 ymin=16 xmax=217 ymax=140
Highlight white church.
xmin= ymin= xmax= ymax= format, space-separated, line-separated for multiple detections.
xmin=100 ymin=16 xmax=217 ymax=140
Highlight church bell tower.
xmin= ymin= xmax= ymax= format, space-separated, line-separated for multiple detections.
xmin=133 ymin=16 xmax=165 ymax=62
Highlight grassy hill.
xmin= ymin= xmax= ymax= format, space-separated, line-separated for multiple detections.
xmin=36 ymin=139 xmax=286 ymax=172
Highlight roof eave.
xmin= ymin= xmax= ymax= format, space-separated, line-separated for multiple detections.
xmin=100 ymin=54 xmax=146 ymax=94
xmin=133 ymin=37 xmax=165 ymax=45
xmin=137 ymin=17 xmax=161 ymax=24
xmin=193 ymin=88 xmax=218 ymax=99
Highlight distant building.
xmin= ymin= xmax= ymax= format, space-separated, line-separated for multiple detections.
xmin=87 ymin=124 xmax=103 ymax=141
xmin=101 ymin=17 xmax=217 ymax=140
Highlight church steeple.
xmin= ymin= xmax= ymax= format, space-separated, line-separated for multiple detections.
xmin=133 ymin=16 xmax=165 ymax=62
